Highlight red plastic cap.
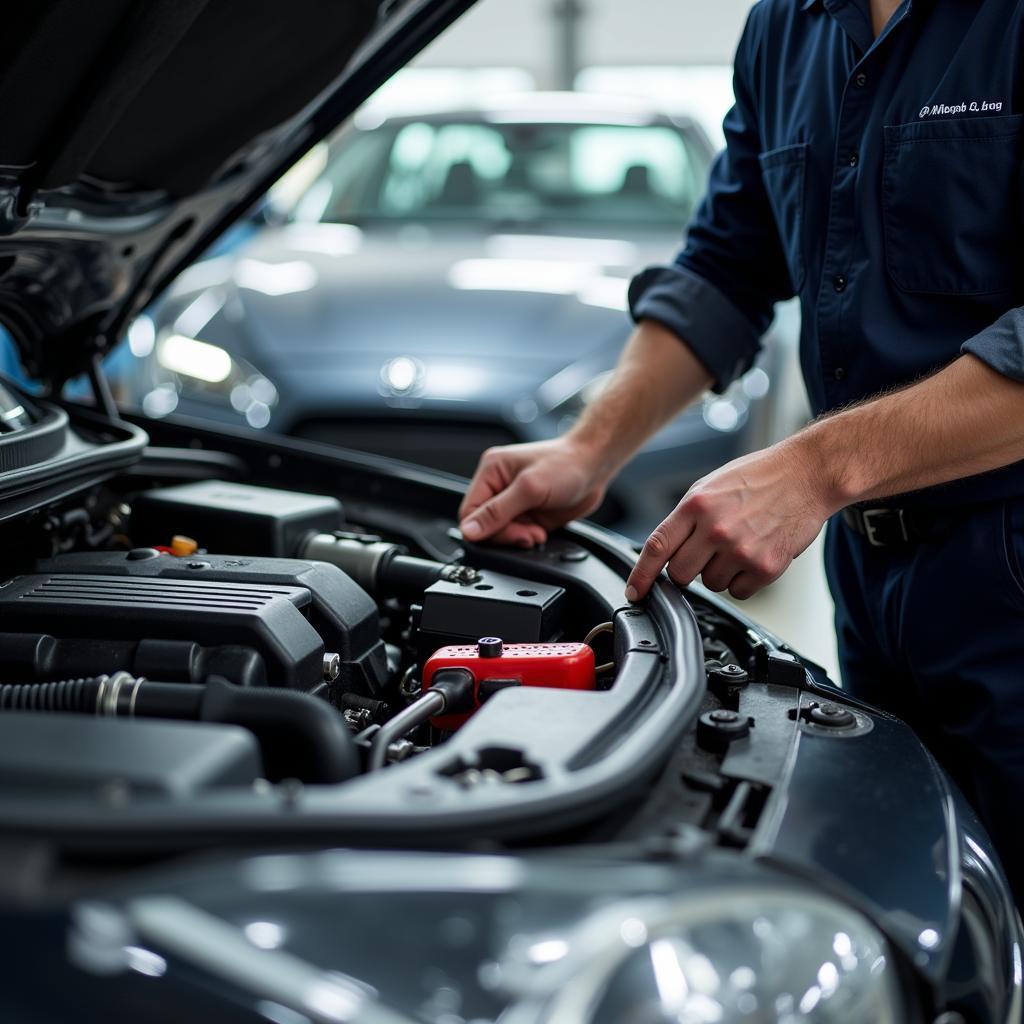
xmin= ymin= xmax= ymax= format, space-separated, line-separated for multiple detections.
xmin=423 ymin=641 xmax=596 ymax=730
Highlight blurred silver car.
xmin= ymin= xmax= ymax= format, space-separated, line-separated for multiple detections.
xmin=126 ymin=92 xmax=801 ymax=538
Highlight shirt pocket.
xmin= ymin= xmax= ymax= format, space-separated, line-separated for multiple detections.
xmin=759 ymin=142 xmax=808 ymax=293
xmin=882 ymin=114 xmax=1024 ymax=296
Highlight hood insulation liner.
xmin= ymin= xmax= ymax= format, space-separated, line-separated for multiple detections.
xmin=0 ymin=0 xmax=380 ymax=199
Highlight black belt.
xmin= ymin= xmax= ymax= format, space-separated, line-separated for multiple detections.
xmin=841 ymin=505 xmax=968 ymax=547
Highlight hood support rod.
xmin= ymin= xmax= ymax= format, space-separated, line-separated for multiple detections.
xmin=87 ymin=351 xmax=119 ymax=421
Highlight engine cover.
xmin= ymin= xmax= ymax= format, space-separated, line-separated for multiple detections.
xmin=33 ymin=550 xmax=389 ymax=695
xmin=0 ymin=572 xmax=325 ymax=691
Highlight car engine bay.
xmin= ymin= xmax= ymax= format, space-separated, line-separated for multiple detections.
xmin=0 ymin=385 xmax=922 ymax=886
xmin=3 ymin=477 xmax=619 ymax=789
xmin=0 ymin=415 xmax=825 ymax=857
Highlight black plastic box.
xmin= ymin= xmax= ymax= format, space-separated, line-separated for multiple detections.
xmin=0 ymin=715 xmax=261 ymax=795
xmin=417 ymin=569 xmax=565 ymax=661
xmin=131 ymin=479 xmax=342 ymax=557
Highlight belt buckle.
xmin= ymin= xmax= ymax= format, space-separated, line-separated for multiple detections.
xmin=862 ymin=508 xmax=908 ymax=547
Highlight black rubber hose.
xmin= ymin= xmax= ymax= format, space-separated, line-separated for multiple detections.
xmin=0 ymin=675 xmax=359 ymax=785
xmin=198 ymin=676 xmax=358 ymax=784
xmin=132 ymin=682 xmax=204 ymax=719
xmin=384 ymin=555 xmax=447 ymax=600
xmin=0 ymin=677 xmax=102 ymax=711
xmin=296 ymin=534 xmax=453 ymax=600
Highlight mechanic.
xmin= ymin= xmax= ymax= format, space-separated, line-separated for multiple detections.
xmin=458 ymin=0 xmax=1024 ymax=904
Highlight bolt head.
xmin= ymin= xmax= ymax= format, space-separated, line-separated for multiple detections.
xmin=709 ymin=709 xmax=739 ymax=724
xmin=808 ymin=703 xmax=856 ymax=729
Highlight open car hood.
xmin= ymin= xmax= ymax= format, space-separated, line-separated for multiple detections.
xmin=0 ymin=0 xmax=475 ymax=391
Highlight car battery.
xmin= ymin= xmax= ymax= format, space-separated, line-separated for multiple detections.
xmin=423 ymin=637 xmax=595 ymax=730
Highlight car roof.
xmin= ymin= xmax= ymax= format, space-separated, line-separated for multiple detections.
xmin=355 ymin=91 xmax=697 ymax=131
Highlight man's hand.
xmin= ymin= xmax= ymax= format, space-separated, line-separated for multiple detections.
xmin=627 ymin=353 xmax=1024 ymax=602
xmin=458 ymin=321 xmax=715 ymax=548
xmin=626 ymin=438 xmax=838 ymax=602
xmin=458 ymin=438 xmax=607 ymax=547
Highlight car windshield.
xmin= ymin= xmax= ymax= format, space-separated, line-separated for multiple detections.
xmin=292 ymin=119 xmax=708 ymax=227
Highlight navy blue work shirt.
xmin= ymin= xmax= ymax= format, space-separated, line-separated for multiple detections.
xmin=629 ymin=0 xmax=1024 ymax=506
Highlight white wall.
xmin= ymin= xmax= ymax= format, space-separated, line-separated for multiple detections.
xmin=416 ymin=0 xmax=756 ymax=86
xmin=585 ymin=0 xmax=756 ymax=66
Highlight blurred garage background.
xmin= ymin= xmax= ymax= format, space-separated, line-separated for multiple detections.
xmin=4 ymin=0 xmax=840 ymax=678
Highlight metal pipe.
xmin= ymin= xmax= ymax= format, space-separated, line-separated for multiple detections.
xmin=367 ymin=691 xmax=445 ymax=772
xmin=367 ymin=667 xmax=475 ymax=771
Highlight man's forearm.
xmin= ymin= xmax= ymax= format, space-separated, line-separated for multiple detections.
xmin=798 ymin=353 xmax=1024 ymax=508
xmin=567 ymin=318 xmax=713 ymax=481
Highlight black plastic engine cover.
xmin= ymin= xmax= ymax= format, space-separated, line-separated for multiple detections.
xmin=0 ymin=572 xmax=323 ymax=691
xmin=0 ymin=714 xmax=261 ymax=796
xmin=129 ymin=480 xmax=342 ymax=557
xmin=34 ymin=551 xmax=389 ymax=695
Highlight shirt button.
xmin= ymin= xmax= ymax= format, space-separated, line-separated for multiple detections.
xmin=833 ymin=274 xmax=847 ymax=292
xmin=855 ymin=72 xmax=868 ymax=87
xmin=834 ymin=367 xmax=847 ymax=381
xmin=848 ymin=152 xmax=859 ymax=167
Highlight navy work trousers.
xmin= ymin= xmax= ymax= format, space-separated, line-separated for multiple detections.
xmin=825 ymin=502 xmax=1024 ymax=906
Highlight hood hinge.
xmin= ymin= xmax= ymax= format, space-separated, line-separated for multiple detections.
xmin=0 ymin=188 xmax=42 ymax=237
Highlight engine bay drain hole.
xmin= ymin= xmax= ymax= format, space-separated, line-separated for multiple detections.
xmin=438 ymin=746 xmax=544 ymax=786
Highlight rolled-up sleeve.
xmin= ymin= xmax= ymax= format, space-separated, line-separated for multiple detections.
xmin=629 ymin=9 xmax=796 ymax=393
xmin=961 ymin=307 xmax=1024 ymax=382
xmin=628 ymin=265 xmax=765 ymax=393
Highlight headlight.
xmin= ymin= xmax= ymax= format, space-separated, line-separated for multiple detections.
xmin=497 ymin=884 xmax=906 ymax=1023
xmin=140 ymin=324 xmax=278 ymax=429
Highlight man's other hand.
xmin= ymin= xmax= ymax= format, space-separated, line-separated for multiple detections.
xmin=458 ymin=439 xmax=607 ymax=547
xmin=626 ymin=439 xmax=838 ymax=602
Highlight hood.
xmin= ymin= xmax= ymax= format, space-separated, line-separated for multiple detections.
xmin=0 ymin=0 xmax=476 ymax=391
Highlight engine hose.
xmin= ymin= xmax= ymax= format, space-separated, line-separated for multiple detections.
xmin=367 ymin=691 xmax=445 ymax=772
xmin=297 ymin=533 xmax=480 ymax=600
xmin=199 ymin=676 xmax=358 ymax=784
xmin=0 ymin=673 xmax=358 ymax=784
xmin=367 ymin=667 xmax=475 ymax=771
xmin=0 ymin=676 xmax=104 ymax=712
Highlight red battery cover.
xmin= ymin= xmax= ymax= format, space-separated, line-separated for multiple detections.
xmin=423 ymin=641 xmax=596 ymax=729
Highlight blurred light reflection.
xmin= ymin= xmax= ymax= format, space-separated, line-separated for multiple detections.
xmin=620 ymin=917 xmax=648 ymax=947
xmin=527 ymin=938 xmax=570 ymax=965
xmin=449 ymin=257 xmax=595 ymax=294
xmin=649 ymin=939 xmax=689 ymax=1010
xmin=124 ymin=945 xmax=167 ymax=978
xmin=245 ymin=920 xmax=286 ymax=950
xmin=236 ymin=259 xmax=318 ymax=296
